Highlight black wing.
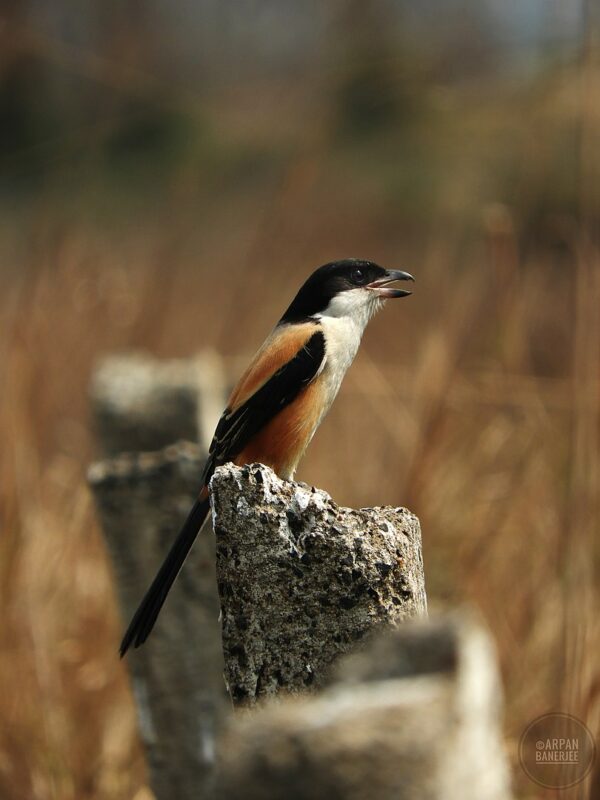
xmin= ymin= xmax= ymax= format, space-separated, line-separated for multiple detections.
xmin=201 ymin=329 xmax=326 ymax=484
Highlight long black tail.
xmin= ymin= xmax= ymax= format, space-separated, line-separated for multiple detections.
xmin=119 ymin=496 xmax=210 ymax=656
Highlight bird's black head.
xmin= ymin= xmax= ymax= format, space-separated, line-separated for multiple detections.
xmin=280 ymin=259 xmax=414 ymax=324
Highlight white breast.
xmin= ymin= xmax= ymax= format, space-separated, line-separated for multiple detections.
xmin=314 ymin=288 xmax=382 ymax=422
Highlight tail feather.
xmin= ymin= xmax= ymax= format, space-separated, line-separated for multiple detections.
xmin=119 ymin=496 xmax=210 ymax=656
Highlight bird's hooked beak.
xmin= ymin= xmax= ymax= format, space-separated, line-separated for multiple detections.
xmin=366 ymin=269 xmax=415 ymax=298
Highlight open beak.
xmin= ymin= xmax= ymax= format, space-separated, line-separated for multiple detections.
xmin=367 ymin=269 xmax=415 ymax=298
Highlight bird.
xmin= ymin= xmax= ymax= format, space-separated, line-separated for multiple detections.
xmin=119 ymin=258 xmax=414 ymax=655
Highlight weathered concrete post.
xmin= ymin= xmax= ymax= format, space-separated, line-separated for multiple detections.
xmin=216 ymin=612 xmax=513 ymax=800
xmin=88 ymin=444 xmax=226 ymax=800
xmin=209 ymin=463 xmax=427 ymax=706
xmin=90 ymin=350 xmax=226 ymax=455
xmin=89 ymin=351 xmax=229 ymax=800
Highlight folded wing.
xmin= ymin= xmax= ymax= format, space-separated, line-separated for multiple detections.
xmin=202 ymin=326 xmax=326 ymax=483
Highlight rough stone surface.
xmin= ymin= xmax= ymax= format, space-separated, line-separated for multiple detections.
xmin=88 ymin=442 xmax=226 ymax=800
xmin=90 ymin=350 xmax=226 ymax=455
xmin=209 ymin=463 xmax=427 ymax=706
xmin=216 ymin=612 xmax=513 ymax=800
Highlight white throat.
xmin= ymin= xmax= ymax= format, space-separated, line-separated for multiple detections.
xmin=317 ymin=287 xmax=382 ymax=328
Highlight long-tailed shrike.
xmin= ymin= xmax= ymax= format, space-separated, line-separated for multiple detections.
xmin=120 ymin=258 xmax=414 ymax=655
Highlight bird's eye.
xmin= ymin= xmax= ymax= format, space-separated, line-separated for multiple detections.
xmin=351 ymin=267 xmax=366 ymax=285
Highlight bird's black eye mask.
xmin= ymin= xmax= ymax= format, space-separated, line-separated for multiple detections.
xmin=344 ymin=263 xmax=386 ymax=288
xmin=280 ymin=260 xmax=386 ymax=323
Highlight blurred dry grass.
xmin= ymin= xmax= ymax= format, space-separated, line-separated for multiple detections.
xmin=1 ymin=34 xmax=600 ymax=800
